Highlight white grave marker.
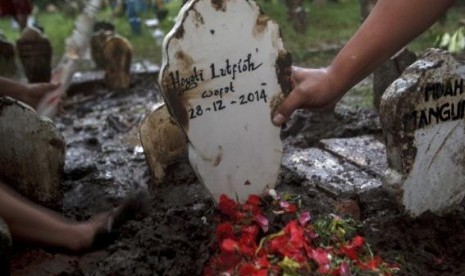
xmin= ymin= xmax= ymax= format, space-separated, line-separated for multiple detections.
xmin=159 ymin=0 xmax=291 ymax=202
xmin=381 ymin=49 xmax=465 ymax=216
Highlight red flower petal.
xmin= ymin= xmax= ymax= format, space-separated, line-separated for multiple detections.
xmin=221 ymin=238 xmax=239 ymax=253
xmin=286 ymin=203 xmax=298 ymax=213
xmin=241 ymin=225 xmax=260 ymax=238
xmin=310 ymin=248 xmax=330 ymax=266
xmin=239 ymin=264 xmax=268 ymax=276
xmin=285 ymin=221 xmax=305 ymax=248
xmin=357 ymin=255 xmax=382 ymax=270
xmin=280 ymin=201 xmax=298 ymax=213
xmin=218 ymin=252 xmax=242 ymax=271
xmin=351 ymin=235 xmax=365 ymax=248
xmin=340 ymin=235 xmax=365 ymax=260
xmin=255 ymin=255 xmax=271 ymax=269
xmin=246 ymin=194 xmax=262 ymax=206
xmin=216 ymin=222 xmax=235 ymax=240
xmin=219 ymin=194 xmax=239 ymax=218
xmin=269 ymin=235 xmax=288 ymax=253
xmin=329 ymin=263 xmax=347 ymax=276
xmin=239 ymin=233 xmax=257 ymax=257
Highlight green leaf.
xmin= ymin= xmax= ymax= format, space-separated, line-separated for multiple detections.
xmin=278 ymin=256 xmax=302 ymax=275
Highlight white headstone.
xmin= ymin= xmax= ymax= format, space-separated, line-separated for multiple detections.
xmin=381 ymin=49 xmax=465 ymax=216
xmin=159 ymin=0 xmax=291 ymax=202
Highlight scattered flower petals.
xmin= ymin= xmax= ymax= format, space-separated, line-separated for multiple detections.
xmin=280 ymin=201 xmax=298 ymax=213
xmin=205 ymin=194 xmax=399 ymax=276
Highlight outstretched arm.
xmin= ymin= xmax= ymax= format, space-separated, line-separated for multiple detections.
xmin=0 ymin=77 xmax=59 ymax=109
xmin=273 ymin=0 xmax=455 ymax=125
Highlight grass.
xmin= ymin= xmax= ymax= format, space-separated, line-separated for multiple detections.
xmin=0 ymin=0 xmax=463 ymax=69
xmin=260 ymin=0 xmax=360 ymax=65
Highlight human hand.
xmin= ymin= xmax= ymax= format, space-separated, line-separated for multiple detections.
xmin=272 ymin=66 xmax=343 ymax=126
xmin=19 ymin=82 xmax=60 ymax=109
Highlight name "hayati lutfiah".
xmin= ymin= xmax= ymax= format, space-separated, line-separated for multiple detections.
xmin=210 ymin=53 xmax=262 ymax=80
xmin=167 ymin=53 xmax=263 ymax=92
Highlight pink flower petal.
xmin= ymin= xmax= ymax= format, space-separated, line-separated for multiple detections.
xmin=254 ymin=213 xmax=269 ymax=233
xmin=298 ymin=211 xmax=311 ymax=226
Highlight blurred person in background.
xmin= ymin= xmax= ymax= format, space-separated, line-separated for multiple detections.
xmin=0 ymin=0 xmax=33 ymax=30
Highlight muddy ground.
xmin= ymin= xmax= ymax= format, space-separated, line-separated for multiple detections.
xmin=8 ymin=72 xmax=465 ymax=276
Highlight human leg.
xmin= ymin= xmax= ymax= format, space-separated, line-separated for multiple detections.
xmin=0 ymin=181 xmax=108 ymax=252
xmin=0 ymin=217 xmax=11 ymax=275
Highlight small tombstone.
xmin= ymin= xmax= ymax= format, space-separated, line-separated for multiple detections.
xmin=91 ymin=29 xmax=115 ymax=69
xmin=0 ymin=34 xmax=16 ymax=77
xmin=285 ymin=0 xmax=308 ymax=33
xmin=381 ymin=49 xmax=465 ymax=216
xmin=90 ymin=21 xmax=133 ymax=85
xmin=90 ymin=22 xmax=116 ymax=69
xmin=159 ymin=0 xmax=292 ymax=202
xmin=154 ymin=0 xmax=168 ymax=21
xmin=35 ymin=0 xmax=103 ymax=117
xmin=358 ymin=0 xmax=417 ymax=112
xmin=16 ymin=26 xmax=52 ymax=83
xmin=93 ymin=21 xmax=115 ymax=33
xmin=102 ymin=35 xmax=133 ymax=90
xmin=373 ymin=48 xmax=417 ymax=111
xmin=140 ymin=104 xmax=187 ymax=189
xmin=0 ymin=97 xmax=65 ymax=208
xmin=62 ymin=0 xmax=85 ymax=17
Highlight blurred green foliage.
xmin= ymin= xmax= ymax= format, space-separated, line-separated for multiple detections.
xmin=0 ymin=0 xmax=463 ymax=68
xmin=435 ymin=27 xmax=465 ymax=54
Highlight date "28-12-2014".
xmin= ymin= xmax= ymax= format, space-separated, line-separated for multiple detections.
xmin=188 ymin=89 xmax=268 ymax=119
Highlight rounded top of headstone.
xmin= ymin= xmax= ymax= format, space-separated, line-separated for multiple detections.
xmin=18 ymin=26 xmax=46 ymax=41
xmin=93 ymin=21 xmax=116 ymax=33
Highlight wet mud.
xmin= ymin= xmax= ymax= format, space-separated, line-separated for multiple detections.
xmin=9 ymin=74 xmax=465 ymax=275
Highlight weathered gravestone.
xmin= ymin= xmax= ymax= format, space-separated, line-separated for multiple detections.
xmin=381 ymin=49 xmax=465 ymax=216
xmin=159 ymin=0 xmax=292 ymax=202
xmin=140 ymin=104 xmax=187 ymax=189
xmin=0 ymin=97 xmax=65 ymax=209
xmin=91 ymin=21 xmax=116 ymax=69
xmin=358 ymin=0 xmax=418 ymax=112
xmin=16 ymin=26 xmax=52 ymax=83
xmin=102 ymin=35 xmax=133 ymax=90
xmin=373 ymin=48 xmax=417 ymax=111
xmin=90 ymin=24 xmax=133 ymax=90
xmin=0 ymin=34 xmax=16 ymax=77
xmin=285 ymin=0 xmax=308 ymax=33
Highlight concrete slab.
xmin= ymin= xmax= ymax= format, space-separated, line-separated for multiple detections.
xmin=319 ymin=135 xmax=387 ymax=177
xmin=282 ymin=143 xmax=382 ymax=198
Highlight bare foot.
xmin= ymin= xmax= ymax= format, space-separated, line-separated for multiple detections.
xmin=67 ymin=191 xmax=149 ymax=252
